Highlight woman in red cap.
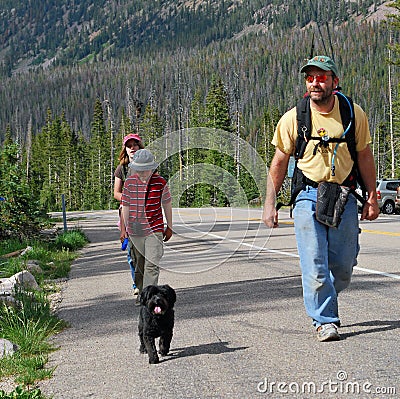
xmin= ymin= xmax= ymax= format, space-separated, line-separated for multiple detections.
xmin=114 ymin=133 xmax=144 ymax=295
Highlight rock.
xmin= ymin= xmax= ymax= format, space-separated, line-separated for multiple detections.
xmin=9 ymin=270 xmax=39 ymax=290
xmin=0 ymin=339 xmax=18 ymax=358
xmin=0 ymin=278 xmax=14 ymax=293
xmin=20 ymin=246 xmax=33 ymax=256
xmin=0 ymin=270 xmax=40 ymax=302
xmin=0 ymin=270 xmax=40 ymax=306
xmin=26 ymin=260 xmax=43 ymax=274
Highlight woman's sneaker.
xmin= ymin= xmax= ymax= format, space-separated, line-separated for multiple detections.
xmin=316 ymin=323 xmax=340 ymax=342
xmin=132 ymin=283 xmax=140 ymax=296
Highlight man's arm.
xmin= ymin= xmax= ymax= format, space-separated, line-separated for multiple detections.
xmin=262 ymin=148 xmax=291 ymax=228
xmin=357 ymin=144 xmax=379 ymax=220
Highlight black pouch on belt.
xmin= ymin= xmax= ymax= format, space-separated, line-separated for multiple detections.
xmin=315 ymin=182 xmax=351 ymax=228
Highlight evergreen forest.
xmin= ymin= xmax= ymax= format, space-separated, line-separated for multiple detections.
xmin=0 ymin=0 xmax=399 ymax=218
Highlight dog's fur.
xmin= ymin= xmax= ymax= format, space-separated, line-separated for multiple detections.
xmin=138 ymin=284 xmax=176 ymax=364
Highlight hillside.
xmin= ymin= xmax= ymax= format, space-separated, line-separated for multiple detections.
xmin=0 ymin=0 xmax=397 ymax=142
xmin=0 ymin=0 xmax=391 ymax=73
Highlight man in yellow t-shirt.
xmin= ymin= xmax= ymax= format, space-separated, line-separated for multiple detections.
xmin=262 ymin=55 xmax=379 ymax=342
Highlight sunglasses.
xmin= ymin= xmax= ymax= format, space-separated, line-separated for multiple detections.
xmin=125 ymin=142 xmax=139 ymax=149
xmin=305 ymin=74 xmax=333 ymax=83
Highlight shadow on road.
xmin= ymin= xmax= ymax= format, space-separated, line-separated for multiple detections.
xmin=341 ymin=319 xmax=400 ymax=339
xmin=162 ymin=341 xmax=248 ymax=362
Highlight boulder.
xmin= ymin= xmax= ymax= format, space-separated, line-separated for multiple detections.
xmin=0 ymin=338 xmax=18 ymax=358
xmin=9 ymin=270 xmax=39 ymax=290
xmin=26 ymin=260 xmax=43 ymax=274
xmin=0 ymin=270 xmax=40 ymax=305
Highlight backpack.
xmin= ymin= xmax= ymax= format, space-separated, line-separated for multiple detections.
xmin=276 ymin=91 xmax=366 ymax=211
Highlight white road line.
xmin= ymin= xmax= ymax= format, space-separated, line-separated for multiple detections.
xmin=175 ymin=223 xmax=400 ymax=280
xmin=352 ymin=266 xmax=400 ymax=280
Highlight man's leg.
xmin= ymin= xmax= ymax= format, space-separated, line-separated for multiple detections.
xmin=293 ymin=187 xmax=339 ymax=328
xmin=328 ymin=195 xmax=360 ymax=294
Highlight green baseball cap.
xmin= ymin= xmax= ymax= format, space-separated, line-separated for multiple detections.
xmin=300 ymin=55 xmax=339 ymax=77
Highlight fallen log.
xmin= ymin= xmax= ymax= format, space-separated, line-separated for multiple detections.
xmin=1 ymin=249 xmax=25 ymax=258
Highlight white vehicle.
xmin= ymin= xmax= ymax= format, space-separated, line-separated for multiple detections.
xmin=376 ymin=179 xmax=400 ymax=214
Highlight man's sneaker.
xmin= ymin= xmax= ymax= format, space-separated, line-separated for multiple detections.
xmin=133 ymin=287 xmax=140 ymax=296
xmin=316 ymin=323 xmax=340 ymax=342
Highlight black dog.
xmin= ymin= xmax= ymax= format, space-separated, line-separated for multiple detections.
xmin=138 ymin=284 xmax=176 ymax=364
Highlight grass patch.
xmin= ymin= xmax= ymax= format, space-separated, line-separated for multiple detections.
xmin=0 ymin=229 xmax=88 ymax=282
xmin=0 ymin=229 xmax=88 ymax=397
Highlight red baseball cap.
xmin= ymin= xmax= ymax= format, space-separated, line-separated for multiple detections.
xmin=123 ymin=134 xmax=142 ymax=146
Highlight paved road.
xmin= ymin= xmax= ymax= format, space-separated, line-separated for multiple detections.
xmin=39 ymin=208 xmax=399 ymax=399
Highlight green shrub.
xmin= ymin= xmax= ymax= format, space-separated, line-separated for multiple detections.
xmin=0 ymin=385 xmax=44 ymax=398
xmin=0 ymin=142 xmax=51 ymax=241
xmin=54 ymin=229 xmax=88 ymax=251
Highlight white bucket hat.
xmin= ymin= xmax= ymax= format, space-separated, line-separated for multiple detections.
xmin=128 ymin=149 xmax=159 ymax=171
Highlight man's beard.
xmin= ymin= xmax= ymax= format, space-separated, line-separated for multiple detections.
xmin=309 ymin=86 xmax=334 ymax=106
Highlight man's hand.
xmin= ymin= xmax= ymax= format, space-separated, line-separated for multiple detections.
xmin=357 ymin=145 xmax=379 ymax=222
xmin=361 ymin=200 xmax=380 ymax=221
xmin=262 ymin=148 xmax=290 ymax=229
xmin=163 ymin=226 xmax=173 ymax=242
xmin=262 ymin=204 xmax=279 ymax=228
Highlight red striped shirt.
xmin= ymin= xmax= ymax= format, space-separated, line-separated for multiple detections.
xmin=121 ymin=174 xmax=171 ymax=236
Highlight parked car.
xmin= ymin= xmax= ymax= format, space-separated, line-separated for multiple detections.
xmin=395 ymin=185 xmax=400 ymax=214
xmin=376 ymin=179 xmax=400 ymax=214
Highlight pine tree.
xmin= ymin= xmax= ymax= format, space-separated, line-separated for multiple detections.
xmin=387 ymin=0 xmax=400 ymax=177
xmin=86 ymin=98 xmax=110 ymax=209
xmin=0 ymin=140 xmax=48 ymax=239
xmin=204 ymin=75 xmax=232 ymax=132
xmin=203 ymin=75 xmax=234 ymax=206
xmin=30 ymin=109 xmax=57 ymax=211
xmin=71 ymin=131 xmax=88 ymax=210
xmin=392 ymin=89 xmax=400 ymax=177
xmin=140 ymin=103 xmax=164 ymax=147
xmin=388 ymin=0 xmax=400 ymax=67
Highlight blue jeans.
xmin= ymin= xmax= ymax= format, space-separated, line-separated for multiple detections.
xmin=127 ymin=242 xmax=136 ymax=289
xmin=293 ymin=186 xmax=360 ymax=328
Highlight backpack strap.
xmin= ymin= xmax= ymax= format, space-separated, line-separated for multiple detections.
xmin=276 ymin=97 xmax=312 ymax=211
xmin=295 ymin=96 xmax=311 ymax=161
xmin=336 ymin=93 xmax=356 ymax=162
xmin=335 ymin=93 xmax=366 ymax=200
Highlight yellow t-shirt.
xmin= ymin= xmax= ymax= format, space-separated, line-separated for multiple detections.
xmin=272 ymin=96 xmax=371 ymax=184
